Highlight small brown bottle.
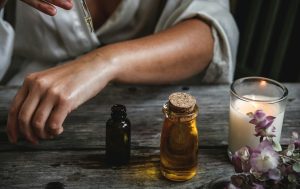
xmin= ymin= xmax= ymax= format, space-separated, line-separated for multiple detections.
xmin=106 ymin=104 xmax=131 ymax=165
xmin=160 ymin=92 xmax=199 ymax=181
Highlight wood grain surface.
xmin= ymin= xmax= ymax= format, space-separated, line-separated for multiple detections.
xmin=0 ymin=84 xmax=299 ymax=188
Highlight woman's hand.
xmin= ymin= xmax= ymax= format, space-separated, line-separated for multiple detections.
xmin=6 ymin=54 xmax=117 ymax=144
xmin=21 ymin=0 xmax=73 ymax=16
xmin=6 ymin=18 xmax=213 ymax=144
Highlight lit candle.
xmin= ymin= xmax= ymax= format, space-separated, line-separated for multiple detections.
xmin=228 ymin=95 xmax=285 ymax=153
xmin=228 ymin=77 xmax=288 ymax=156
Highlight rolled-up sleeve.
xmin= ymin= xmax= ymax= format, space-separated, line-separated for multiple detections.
xmin=155 ymin=0 xmax=239 ymax=83
xmin=0 ymin=9 xmax=14 ymax=80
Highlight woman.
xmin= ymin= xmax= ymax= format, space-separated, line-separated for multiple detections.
xmin=0 ymin=0 xmax=238 ymax=144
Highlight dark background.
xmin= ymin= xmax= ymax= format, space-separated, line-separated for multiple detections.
xmin=231 ymin=0 xmax=300 ymax=82
xmin=1 ymin=0 xmax=299 ymax=84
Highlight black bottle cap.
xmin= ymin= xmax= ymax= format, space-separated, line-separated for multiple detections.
xmin=111 ymin=104 xmax=127 ymax=119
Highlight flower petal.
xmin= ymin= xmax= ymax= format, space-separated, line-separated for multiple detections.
xmin=253 ymin=183 xmax=264 ymax=189
xmin=249 ymin=119 xmax=258 ymax=125
xmin=294 ymin=140 xmax=300 ymax=149
xmin=264 ymin=120 xmax=274 ymax=129
xmin=266 ymin=116 xmax=275 ymax=120
xmin=232 ymin=154 xmax=243 ymax=173
xmin=292 ymin=131 xmax=299 ymax=140
xmin=256 ymin=120 xmax=269 ymax=129
xmin=254 ymin=110 xmax=265 ymax=119
xmin=268 ymin=169 xmax=281 ymax=180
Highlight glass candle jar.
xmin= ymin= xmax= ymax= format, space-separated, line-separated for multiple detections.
xmin=160 ymin=92 xmax=199 ymax=181
xmin=228 ymin=77 xmax=288 ymax=158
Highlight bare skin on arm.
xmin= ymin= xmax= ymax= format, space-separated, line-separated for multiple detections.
xmin=6 ymin=18 xmax=214 ymax=144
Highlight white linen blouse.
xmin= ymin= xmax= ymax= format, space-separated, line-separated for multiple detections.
xmin=0 ymin=0 xmax=239 ymax=85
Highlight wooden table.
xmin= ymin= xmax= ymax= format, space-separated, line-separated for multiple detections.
xmin=0 ymin=84 xmax=299 ymax=188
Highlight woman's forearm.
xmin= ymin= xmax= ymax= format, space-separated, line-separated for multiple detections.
xmin=6 ymin=18 xmax=214 ymax=144
xmin=83 ymin=18 xmax=214 ymax=84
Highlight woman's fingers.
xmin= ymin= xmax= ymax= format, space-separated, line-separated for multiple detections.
xmin=22 ymin=0 xmax=73 ymax=16
xmin=47 ymin=0 xmax=73 ymax=10
xmin=46 ymin=95 xmax=70 ymax=137
xmin=31 ymin=93 xmax=55 ymax=139
xmin=22 ymin=0 xmax=57 ymax=16
xmin=32 ymin=86 xmax=70 ymax=139
xmin=6 ymin=85 xmax=28 ymax=144
xmin=18 ymin=89 xmax=41 ymax=144
xmin=16 ymin=75 xmax=53 ymax=144
xmin=6 ymin=54 xmax=104 ymax=144
xmin=7 ymin=71 xmax=71 ymax=144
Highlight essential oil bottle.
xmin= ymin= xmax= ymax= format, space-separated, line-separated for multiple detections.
xmin=160 ymin=92 xmax=199 ymax=181
xmin=106 ymin=104 xmax=131 ymax=165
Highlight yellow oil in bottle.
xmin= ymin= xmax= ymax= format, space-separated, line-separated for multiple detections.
xmin=160 ymin=92 xmax=199 ymax=181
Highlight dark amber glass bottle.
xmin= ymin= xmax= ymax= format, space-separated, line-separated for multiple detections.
xmin=106 ymin=104 xmax=131 ymax=165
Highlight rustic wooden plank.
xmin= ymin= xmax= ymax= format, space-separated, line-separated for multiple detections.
xmin=0 ymin=84 xmax=299 ymax=151
xmin=0 ymin=148 xmax=234 ymax=189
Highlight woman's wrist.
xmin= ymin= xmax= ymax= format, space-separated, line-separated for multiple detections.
xmin=77 ymin=47 xmax=121 ymax=87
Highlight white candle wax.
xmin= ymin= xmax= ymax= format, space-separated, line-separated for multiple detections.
xmin=228 ymin=95 xmax=285 ymax=153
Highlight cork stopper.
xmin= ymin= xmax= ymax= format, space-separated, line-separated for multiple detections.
xmin=168 ymin=92 xmax=196 ymax=113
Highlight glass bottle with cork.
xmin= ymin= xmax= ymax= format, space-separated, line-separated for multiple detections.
xmin=160 ymin=92 xmax=199 ymax=181
xmin=106 ymin=104 xmax=131 ymax=165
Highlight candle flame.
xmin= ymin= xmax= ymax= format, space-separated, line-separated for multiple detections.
xmin=260 ymin=80 xmax=267 ymax=87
